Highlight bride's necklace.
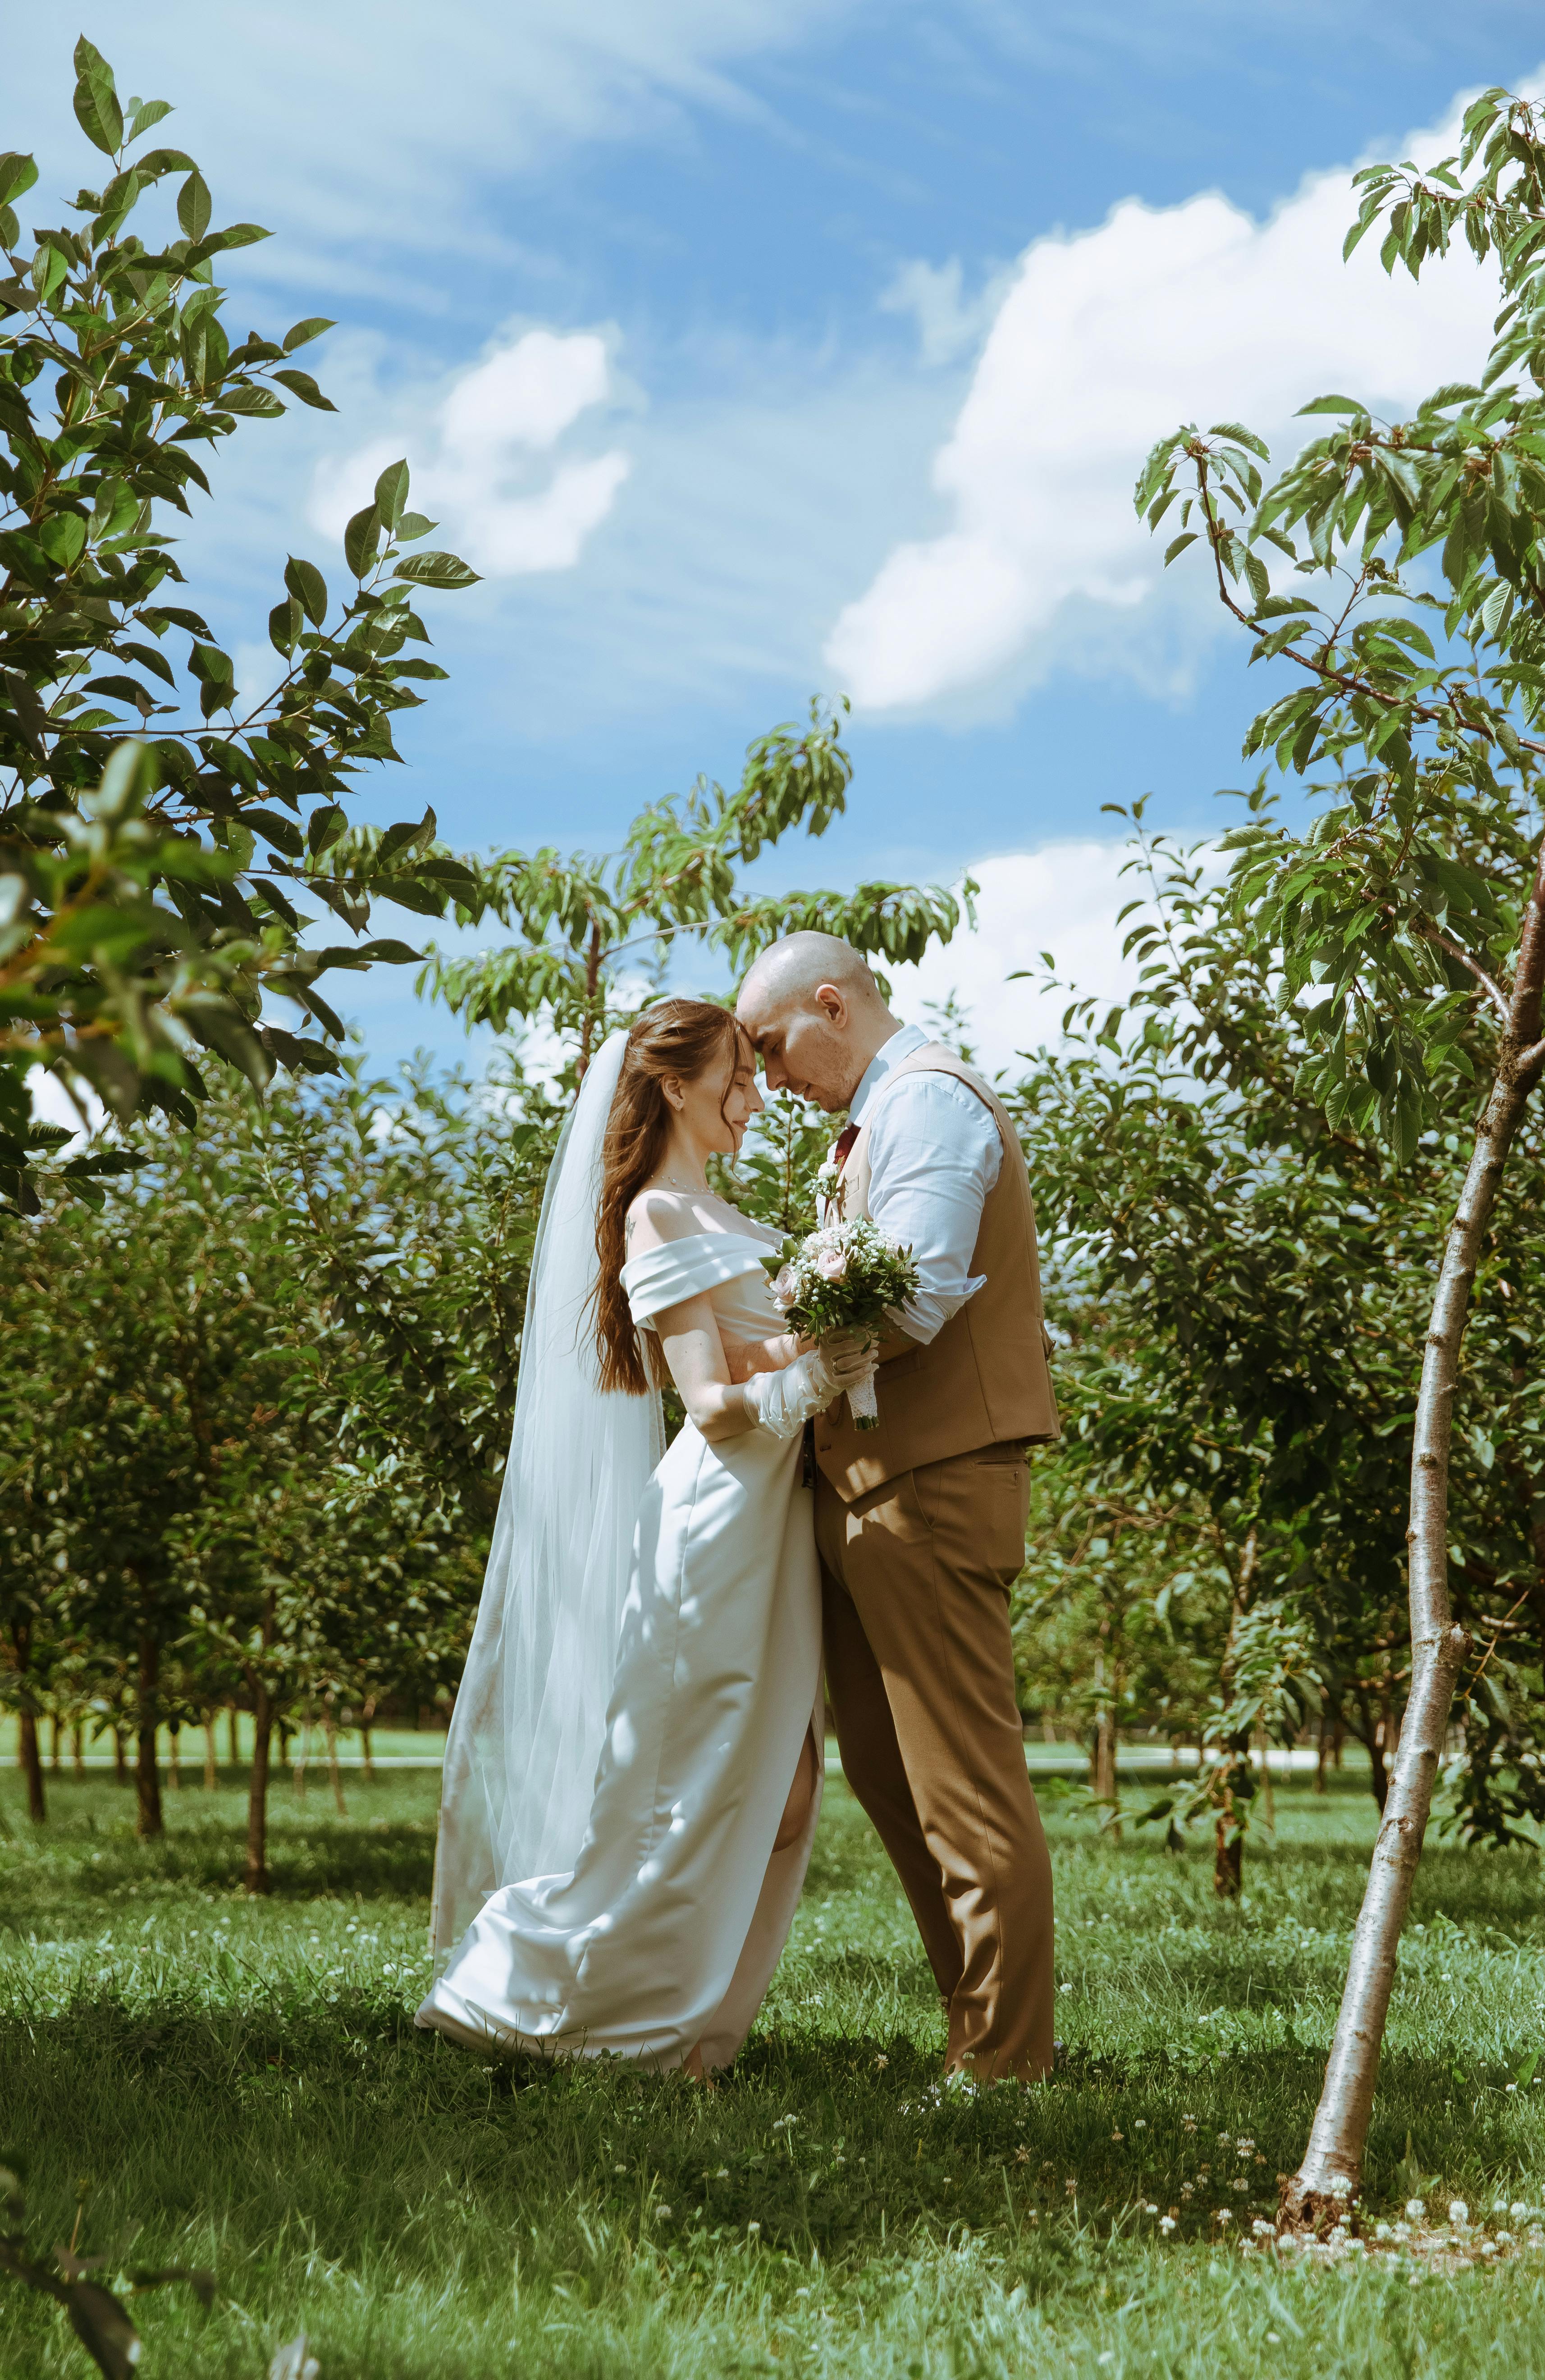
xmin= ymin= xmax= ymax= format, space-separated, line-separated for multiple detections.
xmin=657 ymin=1171 xmax=712 ymax=1195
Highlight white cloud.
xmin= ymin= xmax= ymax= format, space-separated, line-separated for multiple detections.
xmin=9 ymin=5 xmax=854 ymax=302
xmin=308 ymin=329 xmax=631 ymax=578
xmin=885 ymin=842 xmax=1147 ymax=1077
xmin=828 ymin=94 xmax=1508 ymax=713
xmin=878 ymin=258 xmax=1010 ymax=369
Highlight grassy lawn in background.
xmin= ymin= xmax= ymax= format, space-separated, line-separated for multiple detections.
xmin=0 ymin=1762 xmax=1541 ymax=2377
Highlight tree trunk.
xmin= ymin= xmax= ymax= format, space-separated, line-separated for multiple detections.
xmin=203 ymin=1719 xmax=218 ymax=1790
xmin=1280 ymin=1036 xmax=1539 ymax=2230
xmin=18 ymin=1712 xmax=46 ymax=1825
xmin=166 ymin=1721 xmax=181 ymax=1790
xmin=71 ymin=1722 xmax=85 ymax=1779
xmin=325 ymin=1711 xmax=347 ymax=1816
xmin=361 ymin=1696 xmax=376 ymax=1784
xmin=112 ymin=1726 xmax=127 ymax=1786
xmin=228 ymin=1704 xmax=240 ymax=1767
xmin=246 ymin=1687 xmax=273 ymax=1896
xmin=1256 ymin=1726 xmax=1275 ymax=1832
xmin=1356 ymin=1686 xmax=1390 ymax=1813
xmin=48 ymin=1716 xmax=61 ymax=1771
xmin=1214 ymin=1802 xmax=1243 ymax=1898
xmin=136 ymin=1634 xmax=163 ymax=1840
xmin=292 ymin=1717 xmax=308 ymax=1801
xmin=1315 ymin=1713 xmax=1329 ymax=1795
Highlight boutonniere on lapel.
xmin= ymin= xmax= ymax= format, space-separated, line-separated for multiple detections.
xmin=815 ymin=1156 xmax=845 ymax=1220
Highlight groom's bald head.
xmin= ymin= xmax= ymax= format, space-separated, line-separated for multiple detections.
xmin=736 ymin=932 xmax=900 ymax=1112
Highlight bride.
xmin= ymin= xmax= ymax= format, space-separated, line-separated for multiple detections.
xmin=417 ymin=998 xmax=873 ymax=2074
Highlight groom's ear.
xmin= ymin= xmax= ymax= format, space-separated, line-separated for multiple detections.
xmin=814 ymin=981 xmax=847 ymax=1027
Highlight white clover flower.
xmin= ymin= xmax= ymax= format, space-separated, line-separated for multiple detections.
xmin=1328 ymin=2173 xmax=1352 ymax=2198
xmin=656 ymin=2203 xmax=674 ymax=2219
xmin=1513 ymin=2201 xmax=1531 ymax=2221
xmin=1216 ymin=2209 xmax=1232 ymax=2225
xmin=1159 ymin=2215 xmax=1176 ymax=2235
xmin=1449 ymin=2199 xmax=1470 ymax=2230
xmin=747 ymin=2220 xmax=761 ymax=2235
xmin=1405 ymin=2197 xmax=1426 ymax=2220
xmin=1252 ymin=2217 xmax=1275 ymax=2237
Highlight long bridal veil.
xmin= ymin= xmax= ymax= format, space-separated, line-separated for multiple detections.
xmin=429 ymin=1029 xmax=664 ymax=1959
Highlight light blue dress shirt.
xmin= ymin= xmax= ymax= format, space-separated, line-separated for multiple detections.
xmin=847 ymin=1023 xmax=1002 ymax=1346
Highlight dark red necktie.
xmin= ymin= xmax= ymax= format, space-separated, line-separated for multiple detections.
xmin=833 ymin=1123 xmax=859 ymax=1168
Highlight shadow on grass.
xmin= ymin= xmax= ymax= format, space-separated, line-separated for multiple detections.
xmin=0 ymin=1994 xmax=1532 ymax=2278
xmin=0 ymin=1813 xmax=436 ymax=1922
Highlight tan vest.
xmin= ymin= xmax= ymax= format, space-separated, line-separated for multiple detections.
xmin=813 ymin=1045 xmax=1060 ymax=1502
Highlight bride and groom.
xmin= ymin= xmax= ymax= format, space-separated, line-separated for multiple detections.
xmin=417 ymin=931 xmax=1061 ymax=2082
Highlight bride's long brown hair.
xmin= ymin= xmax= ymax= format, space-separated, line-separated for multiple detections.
xmin=592 ymin=999 xmax=750 ymax=1396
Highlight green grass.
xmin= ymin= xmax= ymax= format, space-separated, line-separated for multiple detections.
xmin=0 ymin=1763 xmax=1542 ymax=2378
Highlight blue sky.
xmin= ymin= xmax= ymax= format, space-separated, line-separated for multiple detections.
xmin=11 ymin=4 xmax=1540 ymax=1071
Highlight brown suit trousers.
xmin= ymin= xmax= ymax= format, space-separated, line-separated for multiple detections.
xmin=815 ymin=1441 xmax=1055 ymax=2081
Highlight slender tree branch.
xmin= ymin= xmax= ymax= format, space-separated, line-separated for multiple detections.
xmin=1411 ymin=920 xmax=1513 ymax=1022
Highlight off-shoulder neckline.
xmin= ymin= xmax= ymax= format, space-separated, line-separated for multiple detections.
xmin=620 ymin=1223 xmax=779 ymax=1264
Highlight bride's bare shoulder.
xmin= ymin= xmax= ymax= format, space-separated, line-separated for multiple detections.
xmin=625 ymin=1186 xmax=717 ymax=1255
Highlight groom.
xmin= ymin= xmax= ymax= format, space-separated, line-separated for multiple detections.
xmin=737 ymin=932 xmax=1060 ymax=2082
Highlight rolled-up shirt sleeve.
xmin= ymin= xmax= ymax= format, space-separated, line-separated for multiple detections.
xmin=862 ymin=1074 xmax=1002 ymax=1345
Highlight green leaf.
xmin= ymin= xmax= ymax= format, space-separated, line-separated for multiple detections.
xmin=1206 ymin=420 xmax=1270 ymax=460
xmin=244 ymin=806 xmax=305 ymax=858
xmin=392 ymin=549 xmax=481 ymax=590
xmin=271 ymin=367 xmax=336 ymax=412
xmin=73 ymin=37 xmax=124 ymax=158
xmin=306 ymin=802 xmax=348 ymax=857
xmin=395 ymin=513 xmax=437 ymax=543
xmin=1295 ymin=394 xmax=1368 ymax=417
xmin=0 ymin=529 xmax=50 ymax=587
xmin=283 ymin=316 xmax=334 ymax=352
xmin=37 ymin=512 xmax=87 ymax=569
xmin=177 ymin=168 xmax=211 ymax=242
xmin=343 ymin=504 xmax=383 ymax=580
xmin=182 ymin=995 xmax=275 ymax=1091
xmin=373 ymin=458 xmax=410 ymax=530
xmin=1164 ymin=532 xmax=1198 ymax=565
xmin=268 ymin=597 xmax=301 ymax=655
xmin=188 ymin=642 xmax=234 ymax=686
xmin=127 ymin=98 xmax=173 ymax=140
xmin=188 ymin=221 xmax=270 ymax=261
xmin=0 ymin=152 xmax=38 ymax=208
xmin=284 ymin=557 xmax=327 ymax=627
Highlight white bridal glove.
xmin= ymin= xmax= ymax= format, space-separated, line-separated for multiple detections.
xmin=743 ymin=1338 xmax=876 ymax=1440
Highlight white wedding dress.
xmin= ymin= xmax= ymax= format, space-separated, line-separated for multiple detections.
xmin=417 ymin=1213 xmax=823 ymax=2071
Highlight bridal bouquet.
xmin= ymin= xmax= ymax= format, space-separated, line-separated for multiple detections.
xmin=764 ymin=1219 xmax=919 ymax=1430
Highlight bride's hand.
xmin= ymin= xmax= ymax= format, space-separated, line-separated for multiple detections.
xmin=817 ymin=1329 xmax=877 ymax=1388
